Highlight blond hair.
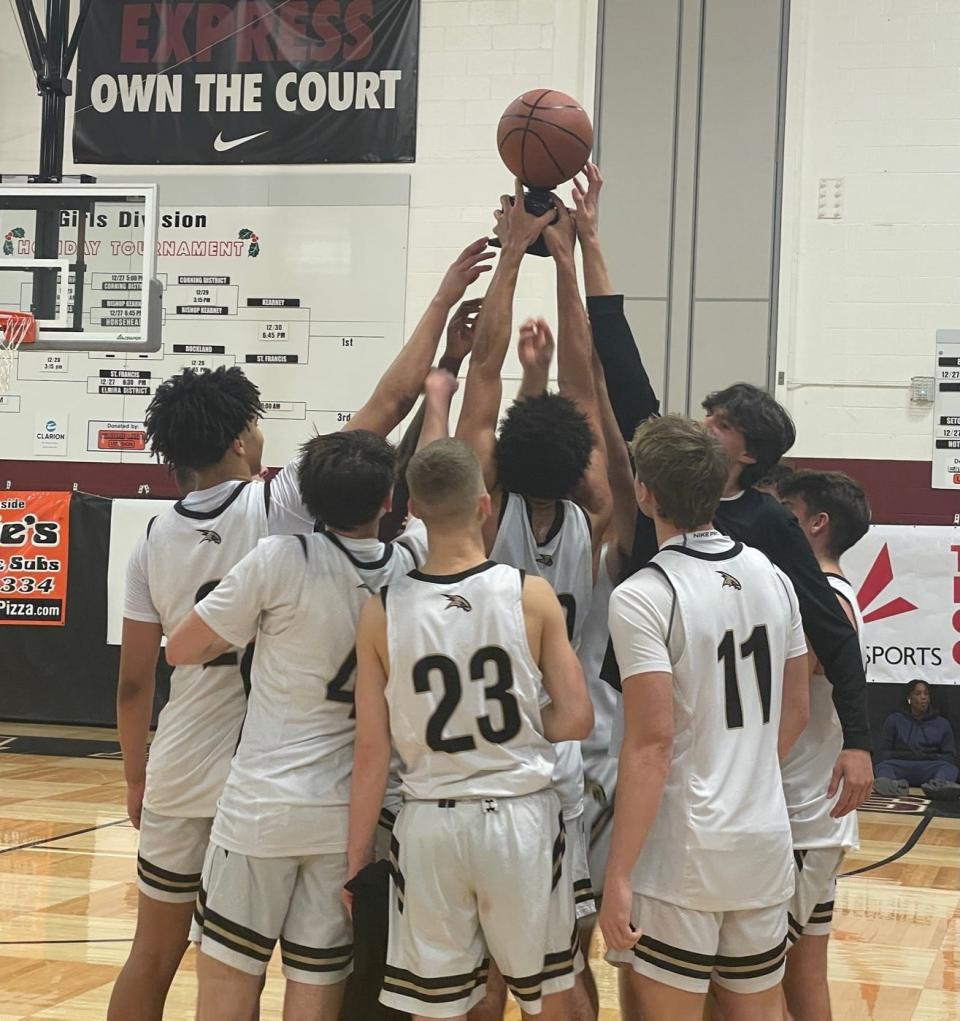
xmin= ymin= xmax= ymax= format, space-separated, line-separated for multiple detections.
xmin=406 ymin=438 xmax=485 ymax=522
xmin=631 ymin=416 xmax=727 ymax=530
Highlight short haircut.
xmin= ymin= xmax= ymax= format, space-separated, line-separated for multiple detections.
xmin=630 ymin=415 xmax=728 ymax=531
xmin=298 ymin=430 xmax=396 ymax=530
xmin=779 ymin=470 xmax=871 ymax=559
xmin=407 ymin=438 xmax=485 ymax=523
xmin=907 ymin=679 xmax=929 ymax=696
xmin=755 ymin=461 xmax=795 ymax=495
xmin=496 ymin=392 xmax=594 ymax=500
xmin=145 ymin=366 xmax=262 ymax=470
xmin=702 ymin=383 xmax=796 ymax=489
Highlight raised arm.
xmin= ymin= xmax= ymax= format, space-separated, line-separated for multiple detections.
xmin=379 ymin=300 xmax=481 ymax=541
xmin=591 ymin=345 xmax=636 ymax=583
xmin=517 ymin=316 xmax=554 ymax=398
xmin=573 ymin=163 xmax=661 ymax=441
xmin=417 ymin=368 xmax=459 ymax=450
xmin=545 ymin=201 xmax=611 ymax=538
xmin=455 ymin=180 xmax=555 ymax=490
xmin=345 ymin=596 xmax=393 ymax=905
xmin=348 ymin=239 xmax=494 ymax=437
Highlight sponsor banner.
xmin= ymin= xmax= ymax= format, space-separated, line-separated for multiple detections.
xmin=844 ymin=524 xmax=960 ymax=686
xmin=86 ymin=420 xmax=147 ymax=452
xmin=0 ymin=492 xmax=71 ymax=627
xmin=34 ymin=414 xmax=69 ymax=456
xmin=73 ymin=0 xmax=420 ymax=165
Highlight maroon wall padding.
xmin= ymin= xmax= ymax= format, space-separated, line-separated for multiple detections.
xmin=2 ymin=457 xmax=955 ymax=522
xmin=790 ymin=458 xmax=958 ymax=526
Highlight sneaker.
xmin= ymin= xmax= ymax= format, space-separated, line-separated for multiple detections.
xmin=921 ymin=779 xmax=960 ymax=802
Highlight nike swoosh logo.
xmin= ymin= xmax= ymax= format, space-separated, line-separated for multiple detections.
xmin=213 ymin=130 xmax=269 ymax=152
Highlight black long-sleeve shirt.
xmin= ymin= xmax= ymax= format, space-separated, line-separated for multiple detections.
xmin=590 ymin=294 xmax=871 ymax=752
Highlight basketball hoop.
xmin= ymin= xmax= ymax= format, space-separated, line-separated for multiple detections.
xmin=0 ymin=310 xmax=37 ymax=394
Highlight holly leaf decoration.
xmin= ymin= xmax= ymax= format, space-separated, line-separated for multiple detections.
xmin=248 ymin=242 xmax=260 ymax=258
xmin=12 ymin=227 xmax=26 ymax=238
xmin=2 ymin=241 xmax=12 ymax=256
xmin=238 ymin=228 xmax=253 ymax=239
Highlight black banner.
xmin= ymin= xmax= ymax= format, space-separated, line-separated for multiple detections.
xmin=73 ymin=0 xmax=419 ymax=165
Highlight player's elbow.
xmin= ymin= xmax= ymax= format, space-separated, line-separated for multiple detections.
xmin=549 ymin=692 xmax=594 ymax=743
xmin=117 ymin=671 xmax=153 ymax=701
xmin=162 ymin=637 xmax=188 ymax=666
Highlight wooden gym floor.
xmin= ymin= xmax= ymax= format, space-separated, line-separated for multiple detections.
xmin=0 ymin=723 xmax=958 ymax=1020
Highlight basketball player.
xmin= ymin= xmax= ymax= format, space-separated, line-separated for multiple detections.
xmin=600 ymin=415 xmax=810 ymax=1021
xmin=347 ymin=438 xmax=594 ymax=1020
xmin=778 ymin=470 xmax=870 ymax=1021
xmin=455 ymin=188 xmax=610 ymax=1021
xmin=108 ymin=239 xmax=493 ymax=1021
xmin=571 ymin=346 xmax=639 ymax=1018
xmin=162 ymin=373 xmax=456 ymax=1020
xmin=577 ymin=161 xmax=872 ymax=818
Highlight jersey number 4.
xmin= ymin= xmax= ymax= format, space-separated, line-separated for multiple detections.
xmin=717 ymin=625 xmax=772 ymax=728
xmin=413 ymin=646 xmax=522 ymax=753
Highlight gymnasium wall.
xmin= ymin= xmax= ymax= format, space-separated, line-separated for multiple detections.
xmin=0 ymin=0 xmax=599 ymax=490
xmin=776 ymin=0 xmax=954 ymax=464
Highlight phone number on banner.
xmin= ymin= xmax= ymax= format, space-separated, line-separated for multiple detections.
xmin=0 ymin=492 xmax=71 ymax=627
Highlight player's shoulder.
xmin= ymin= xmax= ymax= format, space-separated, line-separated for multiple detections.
xmin=611 ymin=563 xmax=674 ymax=609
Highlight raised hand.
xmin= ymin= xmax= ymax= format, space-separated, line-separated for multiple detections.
xmin=436 ymin=238 xmax=496 ymax=308
xmin=518 ymin=316 xmax=555 ymax=375
xmin=424 ymin=366 xmax=459 ymax=404
xmin=571 ymin=161 xmax=603 ymax=243
xmin=444 ymin=297 xmax=483 ymax=363
xmin=492 ymin=179 xmax=558 ymax=256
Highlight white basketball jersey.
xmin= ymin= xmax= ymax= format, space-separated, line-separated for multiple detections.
xmin=580 ymin=544 xmax=619 ymax=762
xmin=143 ymin=481 xmax=270 ymax=818
xmin=207 ymin=532 xmax=417 ymax=857
xmin=490 ymin=492 xmax=593 ymax=652
xmin=781 ymin=574 xmax=864 ymax=850
xmin=616 ymin=536 xmax=798 ymax=912
xmin=384 ymin=561 xmax=556 ymax=801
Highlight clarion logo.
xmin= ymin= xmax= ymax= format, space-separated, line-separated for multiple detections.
xmin=857 ymin=543 xmax=917 ymax=624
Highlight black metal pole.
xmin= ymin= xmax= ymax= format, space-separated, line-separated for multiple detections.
xmin=33 ymin=0 xmax=71 ymax=320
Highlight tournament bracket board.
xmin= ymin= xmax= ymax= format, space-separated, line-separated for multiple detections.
xmin=0 ymin=175 xmax=409 ymax=467
xmin=934 ymin=330 xmax=960 ymax=490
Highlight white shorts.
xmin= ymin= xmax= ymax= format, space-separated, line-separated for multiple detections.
xmin=606 ymin=894 xmax=789 ymax=995
xmin=566 ymin=812 xmax=596 ymax=919
xmin=787 ymin=847 xmax=844 ymax=944
xmin=581 ymin=753 xmax=617 ymax=907
xmin=191 ymin=842 xmax=353 ymax=985
xmin=137 ymin=809 xmax=211 ymax=903
xmin=381 ymin=789 xmax=577 ymax=1018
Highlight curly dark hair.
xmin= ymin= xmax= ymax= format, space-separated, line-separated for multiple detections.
xmin=299 ymin=430 xmax=397 ymax=530
xmin=496 ymin=393 xmax=595 ymax=500
xmin=702 ymin=383 xmax=796 ymax=489
xmin=779 ymin=470 xmax=871 ymax=559
xmin=145 ymin=367 xmax=262 ymax=470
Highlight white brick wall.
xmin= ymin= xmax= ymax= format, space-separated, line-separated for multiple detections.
xmin=777 ymin=0 xmax=955 ymax=460
xmin=0 ymin=0 xmax=598 ymax=387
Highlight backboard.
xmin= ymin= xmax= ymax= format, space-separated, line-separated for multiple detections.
xmin=0 ymin=181 xmax=162 ymax=352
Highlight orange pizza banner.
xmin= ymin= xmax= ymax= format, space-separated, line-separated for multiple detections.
xmin=0 ymin=491 xmax=71 ymax=627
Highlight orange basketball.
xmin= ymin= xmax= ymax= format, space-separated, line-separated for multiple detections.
xmin=496 ymin=89 xmax=594 ymax=190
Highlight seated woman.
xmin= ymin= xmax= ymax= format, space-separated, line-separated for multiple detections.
xmin=875 ymin=680 xmax=958 ymax=785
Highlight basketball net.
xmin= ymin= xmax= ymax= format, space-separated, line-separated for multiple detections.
xmin=0 ymin=311 xmax=37 ymax=394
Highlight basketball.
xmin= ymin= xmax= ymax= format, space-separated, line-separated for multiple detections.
xmin=496 ymin=89 xmax=594 ymax=190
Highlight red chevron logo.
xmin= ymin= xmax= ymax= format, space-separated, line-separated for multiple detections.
xmin=856 ymin=543 xmax=918 ymax=624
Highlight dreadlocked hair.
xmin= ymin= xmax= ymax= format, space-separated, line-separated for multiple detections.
xmin=145 ymin=366 xmax=263 ymax=470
